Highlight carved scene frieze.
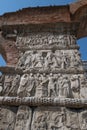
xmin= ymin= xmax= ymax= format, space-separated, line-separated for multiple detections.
xmin=1 ymin=73 xmax=86 ymax=99
xmin=32 ymin=107 xmax=87 ymax=130
xmin=17 ymin=50 xmax=83 ymax=71
xmin=16 ymin=33 xmax=77 ymax=49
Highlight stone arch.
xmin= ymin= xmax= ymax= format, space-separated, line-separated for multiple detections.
xmin=73 ymin=4 xmax=87 ymax=39
xmin=70 ymin=0 xmax=87 ymax=15
xmin=72 ymin=5 xmax=87 ymax=20
xmin=70 ymin=1 xmax=87 ymax=39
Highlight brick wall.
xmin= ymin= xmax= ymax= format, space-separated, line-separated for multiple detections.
xmin=0 ymin=6 xmax=70 ymax=25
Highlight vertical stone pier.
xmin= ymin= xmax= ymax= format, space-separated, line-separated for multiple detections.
xmin=0 ymin=1 xmax=87 ymax=129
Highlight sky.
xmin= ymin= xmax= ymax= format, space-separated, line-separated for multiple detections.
xmin=0 ymin=0 xmax=77 ymax=15
xmin=0 ymin=0 xmax=87 ymax=66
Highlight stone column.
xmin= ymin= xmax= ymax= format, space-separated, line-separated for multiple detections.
xmin=0 ymin=22 xmax=87 ymax=130
xmin=15 ymin=22 xmax=86 ymax=130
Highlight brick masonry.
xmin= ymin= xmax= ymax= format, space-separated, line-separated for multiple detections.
xmin=0 ymin=0 xmax=87 ymax=65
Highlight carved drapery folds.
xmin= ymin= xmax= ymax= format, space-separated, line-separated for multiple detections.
xmin=0 ymin=22 xmax=87 ymax=130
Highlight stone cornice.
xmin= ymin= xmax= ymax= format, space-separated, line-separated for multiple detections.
xmin=70 ymin=0 xmax=87 ymax=15
xmin=0 ymin=1 xmax=87 ymax=39
xmin=0 ymin=66 xmax=85 ymax=75
xmin=0 ymin=66 xmax=23 ymax=75
xmin=17 ymin=45 xmax=79 ymax=52
xmin=1 ymin=22 xmax=79 ymax=39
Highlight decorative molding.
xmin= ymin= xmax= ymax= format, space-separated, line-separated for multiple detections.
xmin=0 ymin=66 xmax=23 ymax=75
xmin=23 ymin=68 xmax=85 ymax=74
xmin=0 ymin=66 xmax=85 ymax=74
xmin=1 ymin=22 xmax=79 ymax=38
xmin=0 ymin=96 xmax=87 ymax=108
xmin=17 ymin=45 xmax=79 ymax=51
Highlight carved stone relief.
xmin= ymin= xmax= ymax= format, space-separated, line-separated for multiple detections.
xmin=65 ymin=109 xmax=80 ymax=130
xmin=70 ymin=75 xmax=80 ymax=98
xmin=17 ymin=73 xmax=36 ymax=97
xmin=2 ymin=75 xmax=14 ymax=96
xmin=8 ymin=75 xmax=20 ymax=96
xmin=0 ymin=106 xmax=16 ymax=130
xmin=79 ymin=110 xmax=87 ymax=130
xmin=80 ymin=76 xmax=87 ymax=98
xmin=32 ymin=107 xmax=87 ymax=130
xmin=14 ymin=105 xmax=32 ymax=130
xmin=0 ymin=72 xmax=86 ymax=99
xmin=1 ymin=26 xmax=87 ymax=130
xmin=0 ymin=75 xmax=4 ymax=95
xmin=16 ymin=33 xmax=77 ymax=49
xmin=1 ymin=75 xmax=20 ymax=97
xmin=31 ymin=107 xmax=66 ymax=130
xmin=14 ymin=73 xmax=86 ymax=98
xmin=17 ymin=50 xmax=83 ymax=70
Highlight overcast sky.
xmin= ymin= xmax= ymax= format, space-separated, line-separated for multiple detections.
xmin=0 ymin=0 xmax=87 ymax=66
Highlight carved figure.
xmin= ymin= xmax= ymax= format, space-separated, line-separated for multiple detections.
xmin=54 ymin=74 xmax=62 ymax=96
xmin=59 ymin=76 xmax=71 ymax=98
xmin=55 ymin=51 xmax=62 ymax=68
xmin=52 ymin=54 xmax=59 ymax=68
xmin=26 ymin=73 xmax=35 ymax=96
xmin=49 ymin=112 xmax=65 ymax=130
xmin=44 ymin=51 xmax=59 ymax=68
xmin=35 ymin=114 xmax=47 ymax=130
xmin=80 ymin=77 xmax=87 ymax=98
xmin=0 ymin=107 xmax=16 ymax=130
xmin=61 ymin=53 xmax=68 ymax=69
xmin=35 ymin=73 xmax=42 ymax=87
xmin=48 ymin=73 xmax=57 ymax=97
xmin=71 ymin=75 xmax=80 ymax=98
xmin=79 ymin=111 xmax=87 ymax=130
xmin=24 ymin=51 xmax=32 ymax=68
xmin=14 ymin=106 xmax=32 ymax=130
xmin=7 ymin=75 xmax=20 ymax=96
xmin=17 ymin=53 xmax=26 ymax=68
xmin=35 ymin=73 xmax=48 ymax=97
xmin=17 ymin=74 xmax=29 ymax=97
xmin=44 ymin=51 xmax=53 ymax=68
xmin=70 ymin=51 xmax=81 ymax=69
xmin=3 ymin=75 xmax=13 ymax=95
xmin=66 ymin=109 xmax=79 ymax=130
xmin=33 ymin=52 xmax=44 ymax=68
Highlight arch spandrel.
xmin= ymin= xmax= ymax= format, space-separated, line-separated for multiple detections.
xmin=70 ymin=0 xmax=87 ymax=15
xmin=70 ymin=0 xmax=87 ymax=39
xmin=72 ymin=4 xmax=87 ymax=39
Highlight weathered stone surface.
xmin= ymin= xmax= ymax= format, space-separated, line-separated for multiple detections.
xmin=14 ymin=106 xmax=32 ymax=130
xmin=1 ymin=96 xmax=87 ymax=108
xmin=31 ymin=107 xmax=87 ymax=130
xmin=0 ymin=1 xmax=87 ymax=130
xmin=17 ymin=49 xmax=83 ymax=71
xmin=0 ymin=106 xmax=17 ymax=130
xmin=0 ymin=6 xmax=70 ymax=26
xmin=32 ymin=107 xmax=66 ymax=130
